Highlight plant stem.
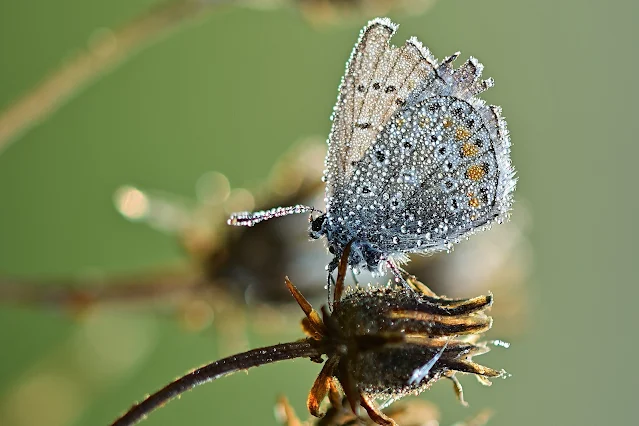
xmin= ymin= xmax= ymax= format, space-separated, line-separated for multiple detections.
xmin=0 ymin=269 xmax=202 ymax=309
xmin=110 ymin=338 xmax=320 ymax=426
xmin=0 ymin=0 xmax=225 ymax=154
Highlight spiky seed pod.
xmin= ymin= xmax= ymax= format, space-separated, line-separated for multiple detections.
xmin=291 ymin=261 xmax=504 ymax=426
xmin=330 ymin=284 xmax=499 ymax=400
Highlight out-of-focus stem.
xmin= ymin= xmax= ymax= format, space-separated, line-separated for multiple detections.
xmin=0 ymin=269 xmax=205 ymax=310
xmin=0 ymin=0 xmax=224 ymax=154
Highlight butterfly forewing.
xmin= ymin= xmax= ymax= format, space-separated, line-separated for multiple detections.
xmin=366 ymin=39 xmax=436 ymax=126
xmin=325 ymin=18 xmax=437 ymax=203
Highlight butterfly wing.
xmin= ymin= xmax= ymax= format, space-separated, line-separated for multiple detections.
xmin=402 ymin=56 xmax=515 ymax=253
xmin=343 ymin=55 xmax=515 ymax=258
xmin=324 ymin=18 xmax=437 ymax=212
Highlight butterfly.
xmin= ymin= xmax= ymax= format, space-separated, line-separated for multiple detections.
xmin=228 ymin=17 xmax=516 ymax=289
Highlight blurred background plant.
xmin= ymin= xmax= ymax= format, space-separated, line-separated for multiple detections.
xmin=0 ymin=0 xmax=635 ymax=425
xmin=275 ymin=395 xmax=492 ymax=426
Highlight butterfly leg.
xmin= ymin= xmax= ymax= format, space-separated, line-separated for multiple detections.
xmin=350 ymin=269 xmax=359 ymax=286
xmin=327 ymin=274 xmax=335 ymax=302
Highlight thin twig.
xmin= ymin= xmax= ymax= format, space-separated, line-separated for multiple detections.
xmin=0 ymin=0 xmax=225 ymax=154
xmin=0 ymin=269 xmax=203 ymax=309
xmin=110 ymin=338 xmax=320 ymax=426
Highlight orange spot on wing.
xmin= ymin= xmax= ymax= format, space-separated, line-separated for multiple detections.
xmin=461 ymin=142 xmax=480 ymax=157
xmin=455 ymin=127 xmax=471 ymax=140
xmin=466 ymin=164 xmax=487 ymax=181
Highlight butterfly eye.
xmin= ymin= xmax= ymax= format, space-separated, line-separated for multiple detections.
xmin=311 ymin=214 xmax=326 ymax=232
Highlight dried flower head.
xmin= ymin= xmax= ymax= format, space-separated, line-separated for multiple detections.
xmin=292 ymin=244 xmax=503 ymax=425
xmin=110 ymin=245 xmax=504 ymax=426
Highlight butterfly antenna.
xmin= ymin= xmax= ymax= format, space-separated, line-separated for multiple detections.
xmin=227 ymin=205 xmax=317 ymax=227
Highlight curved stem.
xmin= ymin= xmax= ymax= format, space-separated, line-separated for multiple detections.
xmin=110 ymin=338 xmax=320 ymax=426
xmin=0 ymin=0 xmax=226 ymax=154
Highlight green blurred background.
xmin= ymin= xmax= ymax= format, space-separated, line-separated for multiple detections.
xmin=0 ymin=0 xmax=635 ymax=425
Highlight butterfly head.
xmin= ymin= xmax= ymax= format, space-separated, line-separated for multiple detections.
xmin=308 ymin=212 xmax=327 ymax=241
xmin=308 ymin=213 xmax=344 ymax=263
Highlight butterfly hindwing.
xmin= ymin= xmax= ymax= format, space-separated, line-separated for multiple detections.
xmin=340 ymin=54 xmax=515 ymax=258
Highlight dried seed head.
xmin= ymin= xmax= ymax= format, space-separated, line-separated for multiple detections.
xmin=287 ymin=258 xmax=506 ymax=426
xmin=330 ymin=284 xmax=498 ymax=400
xmin=325 ymin=283 xmax=501 ymax=403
